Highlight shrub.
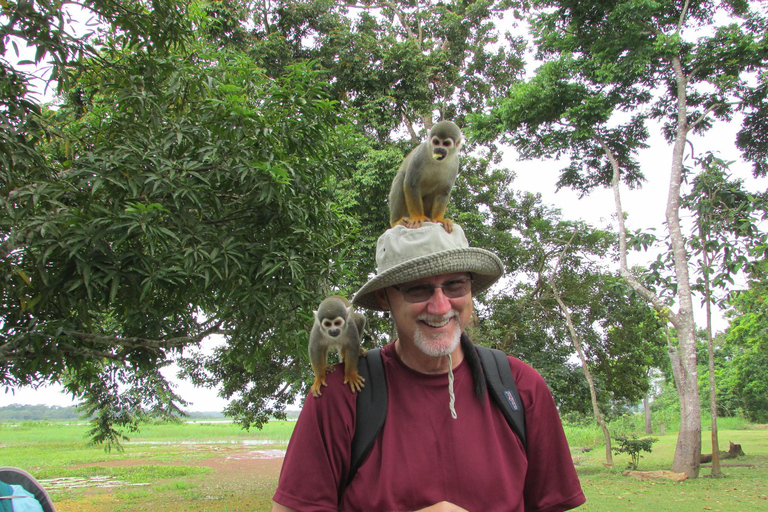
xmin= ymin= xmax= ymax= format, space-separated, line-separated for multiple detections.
xmin=613 ymin=435 xmax=658 ymax=470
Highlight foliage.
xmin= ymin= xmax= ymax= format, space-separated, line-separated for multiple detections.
xmin=1 ymin=0 xmax=359 ymax=443
xmin=180 ymin=0 xmax=541 ymax=431
xmin=469 ymin=0 xmax=768 ymax=477
xmin=613 ymin=434 xmax=659 ymax=470
xmin=469 ymin=190 xmax=665 ymax=418
xmin=682 ymin=154 xmax=768 ymax=306
xmin=1 ymin=0 xmax=708 ymax=447
xmin=0 ymin=404 xmax=82 ymax=421
xmin=720 ymin=277 xmax=768 ymax=423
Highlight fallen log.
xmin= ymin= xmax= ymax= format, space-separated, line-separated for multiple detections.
xmin=700 ymin=441 xmax=745 ymax=463
xmin=622 ymin=470 xmax=688 ymax=482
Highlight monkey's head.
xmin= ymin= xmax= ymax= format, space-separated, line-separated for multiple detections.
xmin=429 ymin=121 xmax=463 ymax=161
xmin=314 ymin=296 xmax=352 ymax=337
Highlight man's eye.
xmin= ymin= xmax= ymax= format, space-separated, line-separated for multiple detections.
xmin=404 ymin=284 xmax=432 ymax=295
xmin=447 ymin=279 xmax=468 ymax=288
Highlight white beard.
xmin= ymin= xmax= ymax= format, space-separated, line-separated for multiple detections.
xmin=413 ymin=312 xmax=461 ymax=357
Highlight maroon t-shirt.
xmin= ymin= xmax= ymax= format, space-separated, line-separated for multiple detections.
xmin=273 ymin=343 xmax=586 ymax=512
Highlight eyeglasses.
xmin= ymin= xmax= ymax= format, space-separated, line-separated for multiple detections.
xmin=392 ymin=276 xmax=473 ymax=303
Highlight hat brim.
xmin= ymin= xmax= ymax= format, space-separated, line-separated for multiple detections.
xmin=352 ymin=247 xmax=504 ymax=311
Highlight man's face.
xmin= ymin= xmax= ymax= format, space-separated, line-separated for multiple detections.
xmin=376 ymin=272 xmax=473 ymax=357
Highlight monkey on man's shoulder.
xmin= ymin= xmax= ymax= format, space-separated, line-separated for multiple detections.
xmin=308 ymin=295 xmax=366 ymax=398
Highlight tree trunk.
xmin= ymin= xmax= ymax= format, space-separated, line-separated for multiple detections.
xmin=644 ymin=394 xmax=653 ymax=434
xmin=701 ymin=241 xmax=722 ymax=477
xmin=548 ymin=233 xmax=613 ymax=466
xmin=666 ymin=54 xmax=701 ymax=479
xmin=607 ymin=115 xmax=701 ymax=478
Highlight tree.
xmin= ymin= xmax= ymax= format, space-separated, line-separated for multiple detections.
xmin=681 ymin=153 xmax=768 ymax=476
xmin=3 ymin=0 xmax=538 ymax=440
xmin=178 ymin=0 xmax=537 ymax=429
xmin=1 ymin=1 xmax=359 ymax=442
xmin=471 ymin=0 xmax=768 ymax=478
xmin=548 ymin=228 xmax=614 ymax=465
xmin=466 ymin=185 xmax=666 ymax=424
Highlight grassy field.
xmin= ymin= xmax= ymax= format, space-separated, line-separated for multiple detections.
xmin=1 ymin=418 xmax=767 ymax=511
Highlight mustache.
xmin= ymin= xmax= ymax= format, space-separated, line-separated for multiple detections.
xmin=416 ymin=311 xmax=458 ymax=323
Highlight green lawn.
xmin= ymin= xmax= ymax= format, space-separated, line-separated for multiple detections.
xmin=1 ymin=419 xmax=767 ymax=511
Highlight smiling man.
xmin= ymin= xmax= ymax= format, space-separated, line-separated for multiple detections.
xmin=272 ymin=222 xmax=585 ymax=512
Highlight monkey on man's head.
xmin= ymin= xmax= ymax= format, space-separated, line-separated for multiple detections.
xmin=308 ymin=295 xmax=366 ymax=398
xmin=389 ymin=120 xmax=463 ymax=233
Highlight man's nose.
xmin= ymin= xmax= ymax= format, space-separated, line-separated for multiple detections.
xmin=426 ymin=286 xmax=452 ymax=314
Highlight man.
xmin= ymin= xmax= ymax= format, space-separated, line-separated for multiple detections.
xmin=273 ymin=222 xmax=586 ymax=512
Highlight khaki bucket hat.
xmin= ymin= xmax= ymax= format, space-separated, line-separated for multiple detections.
xmin=352 ymin=222 xmax=504 ymax=311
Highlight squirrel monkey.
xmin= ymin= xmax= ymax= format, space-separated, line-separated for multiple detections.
xmin=389 ymin=120 xmax=463 ymax=233
xmin=309 ymin=295 xmax=367 ymax=398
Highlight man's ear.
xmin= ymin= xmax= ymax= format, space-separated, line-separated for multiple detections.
xmin=374 ymin=288 xmax=391 ymax=311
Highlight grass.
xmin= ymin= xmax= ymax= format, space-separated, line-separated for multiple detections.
xmin=2 ymin=418 xmax=768 ymax=511
xmin=571 ymin=423 xmax=768 ymax=512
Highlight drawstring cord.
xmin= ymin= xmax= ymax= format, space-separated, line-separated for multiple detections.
xmin=448 ymin=353 xmax=457 ymax=419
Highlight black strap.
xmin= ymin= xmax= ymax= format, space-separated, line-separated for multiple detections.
xmin=475 ymin=345 xmax=527 ymax=448
xmin=347 ymin=348 xmax=387 ymax=487
xmin=345 ymin=344 xmax=526 ymax=498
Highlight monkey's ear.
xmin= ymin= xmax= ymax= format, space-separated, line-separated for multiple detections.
xmin=313 ymin=310 xmax=319 ymax=320
xmin=456 ymin=137 xmax=464 ymax=149
xmin=346 ymin=306 xmax=354 ymax=317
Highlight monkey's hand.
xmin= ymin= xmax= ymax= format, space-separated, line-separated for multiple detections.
xmin=310 ymin=375 xmax=328 ymax=398
xmin=344 ymin=371 xmax=366 ymax=394
xmin=434 ymin=216 xmax=454 ymax=234
xmin=359 ymin=347 xmax=368 ymax=357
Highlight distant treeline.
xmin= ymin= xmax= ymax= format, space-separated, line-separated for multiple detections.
xmin=0 ymin=404 xmax=225 ymax=422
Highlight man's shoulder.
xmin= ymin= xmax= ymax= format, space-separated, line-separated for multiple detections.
xmin=504 ymin=354 xmax=551 ymax=392
xmin=301 ymin=361 xmax=358 ymax=409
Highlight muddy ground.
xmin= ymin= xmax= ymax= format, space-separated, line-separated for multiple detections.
xmin=46 ymin=445 xmax=286 ymax=512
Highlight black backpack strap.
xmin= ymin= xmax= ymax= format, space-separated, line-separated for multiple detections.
xmin=476 ymin=345 xmax=527 ymax=449
xmin=347 ymin=348 xmax=387 ymax=487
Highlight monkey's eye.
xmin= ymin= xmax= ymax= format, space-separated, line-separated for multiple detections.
xmin=334 ymin=319 xmax=344 ymax=327
xmin=432 ymin=138 xmax=441 ymax=146
xmin=442 ymin=140 xmax=452 ymax=147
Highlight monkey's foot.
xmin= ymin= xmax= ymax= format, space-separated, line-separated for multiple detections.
xmin=344 ymin=373 xmax=366 ymax=394
xmin=391 ymin=217 xmax=410 ymax=228
xmin=326 ymin=365 xmax=337 ymax=374
xmin=310 ymin=376 xmax=328 ymax=398
xmin=401 ymin=215 xmax=429 ymax=230
xmin=435 ymin=217 xmax=453 ymax=233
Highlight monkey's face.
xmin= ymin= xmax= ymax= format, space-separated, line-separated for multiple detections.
xmin=321 ymin=316 xmax=346 ymax=337
xmin=431 ymin=135 xmax=458 ymax=161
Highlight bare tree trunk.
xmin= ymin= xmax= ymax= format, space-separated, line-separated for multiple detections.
xmin=548 ymin=230 xmax=613 ymax=466
xmin=644 ymin=394 xmax=653 ymax=434
xmin=605 ymin=106 xmax=701 ymax=477
xmin=701 ymin=238 xmax=722 ymax=477
xmin=667 ymin=54 xmax=701 ymax=479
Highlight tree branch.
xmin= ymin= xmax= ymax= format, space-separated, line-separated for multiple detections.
xmin=597 ymin=134 xmax=671 ymax=315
